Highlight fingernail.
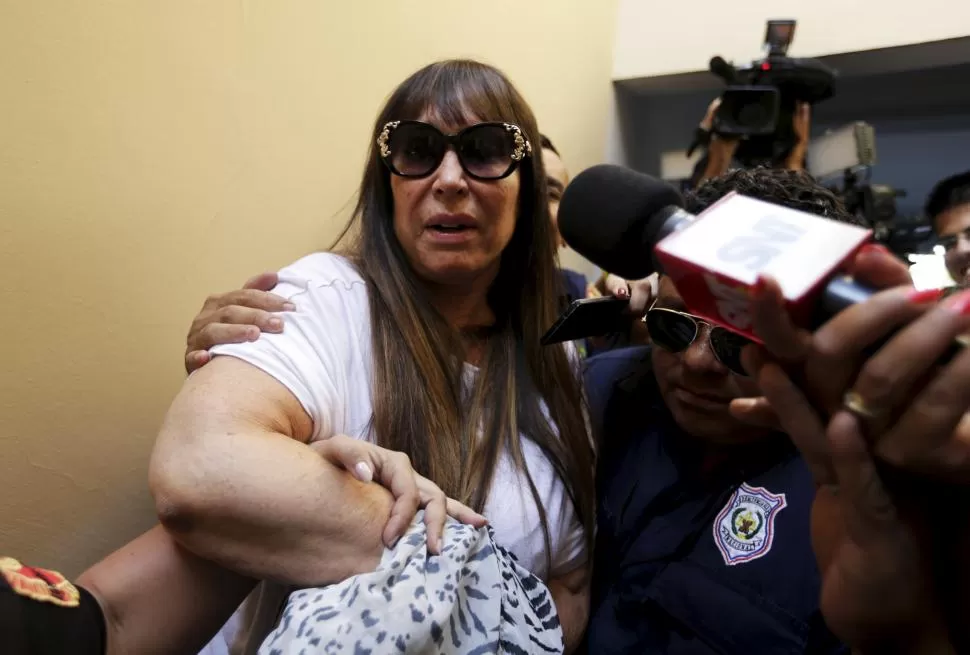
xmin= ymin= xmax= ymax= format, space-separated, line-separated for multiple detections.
xmin=247 ymin=327 xmax=260 ymax=340
xmin=732 ymin=398 xmax=757 ymax=411
xmin=267 ymin=317 xmax=283 ymax=330
xmin=943 ymin=289 xmax=970 ymax=315
xmin=905 ymin=287 xmax=945 ymax=304
xmin=751 ymin=276 xmax=768 ymax=299
xmin=617 ymin=287 xmax=628 ymax=298
xmin=859 ymin=243 xmax=891 ymax=257
xmin=282 ymin=302 xmax=296 ymax=311
xmin=354 ymin=461 xmax=373 ymax=482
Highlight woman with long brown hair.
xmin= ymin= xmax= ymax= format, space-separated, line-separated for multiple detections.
xmin=144 ymin=59 xmax=595 ymax=653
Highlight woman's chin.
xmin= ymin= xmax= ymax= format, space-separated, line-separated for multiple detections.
xmin=416 ymin=255 xmax=498 ymax=287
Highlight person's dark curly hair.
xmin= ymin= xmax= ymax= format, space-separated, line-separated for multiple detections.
xmin=686 ymin=167 xmax=861 ymax=226
xmin=925 ymin=170 xmax=970 ymax=228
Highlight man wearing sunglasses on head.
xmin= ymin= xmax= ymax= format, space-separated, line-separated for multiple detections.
xmin=583 ymin=168 xmax=862 ymax=654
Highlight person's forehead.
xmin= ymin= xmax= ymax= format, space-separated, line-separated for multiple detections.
xmin=936 ymin=203 xmax=970 ymax=236
xmin=417 ymin=107 xmax=482 ymax=133
xmin=542 ymin=148 xmax=568 ymax=185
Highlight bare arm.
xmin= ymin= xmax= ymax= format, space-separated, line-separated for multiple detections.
xmin=784 ymin=102 xmax=810 ymax=172
xmin=548 ymin=564 xmax=591 ymax=654
xmin=698 ymin=136 xmax=738 ymax=185
xmin=77 ymin=526 xmax=255 ymax=655
xmin=149 ymin=356 xmax=393 ymax=586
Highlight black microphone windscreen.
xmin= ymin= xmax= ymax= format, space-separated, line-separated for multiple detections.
xmin=558 ymin=164 xmax=684 ymax=278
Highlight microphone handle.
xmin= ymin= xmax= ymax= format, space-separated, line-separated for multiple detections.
xmin=820 ymin=276 xmax=967 ymax=364
xmin=819 ymin=275 xmax=873 ymax=317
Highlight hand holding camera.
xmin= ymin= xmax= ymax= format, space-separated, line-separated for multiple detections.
xmin=703 ymin=20 xmax=833 ymax=170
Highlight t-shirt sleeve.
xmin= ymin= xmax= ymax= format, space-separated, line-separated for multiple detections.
xmin=550 ymin=509 xmax=588 ymax=578
xmin=208 ymin=254 xmax=370 ymax=441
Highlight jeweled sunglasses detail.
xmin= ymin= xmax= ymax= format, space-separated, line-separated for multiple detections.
xmin=377 ymin=120 xmax=532 ymax=180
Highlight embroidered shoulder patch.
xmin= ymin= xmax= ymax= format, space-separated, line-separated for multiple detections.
xmin=0 ymin=557 xmax=80 ymax=607
xmin=713 ymin=482 xmax=787 ymax=566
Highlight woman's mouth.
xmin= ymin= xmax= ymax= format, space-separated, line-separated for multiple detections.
xmin=426 ymin=223 xmax=476 ymax=243
xmin=430 ymin=224 xmax=472 ymax=233
xmin=425 ymin=214 xmax=478 ymax=242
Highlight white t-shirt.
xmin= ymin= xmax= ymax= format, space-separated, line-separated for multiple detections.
xmin=210 ymin=252 xmax=586 ymax=580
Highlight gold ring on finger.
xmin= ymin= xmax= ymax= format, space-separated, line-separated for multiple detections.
xmin=842 ymin=389 xmax=887 ymax=420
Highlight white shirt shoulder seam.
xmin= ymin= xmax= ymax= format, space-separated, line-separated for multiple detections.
xmin=278 ymin=276 xmax=367 ymax=302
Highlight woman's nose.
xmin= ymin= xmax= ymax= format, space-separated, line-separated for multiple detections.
xmin=432 ymin=150 xmax=468 ymax=197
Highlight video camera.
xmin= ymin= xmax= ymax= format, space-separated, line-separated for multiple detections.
xmin=806 ymin=122 xmax=932 ymax=256
xmin=708 ymin=20 xmax=837 ymax=167
xmin=841 ymin=172 xmax=934 ymax=255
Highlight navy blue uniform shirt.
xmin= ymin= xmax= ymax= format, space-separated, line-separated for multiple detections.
xmin=583 ymin=346 xmax=845 ymax=654
xmin=560 ymin=268 xmax=588 ymax=307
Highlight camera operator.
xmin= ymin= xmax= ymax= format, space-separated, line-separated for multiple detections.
xmin=927 ymin=170 xmax=970 ymax=285
xmin=684 ymin=20 xmax=833 ymax=190
xmin=694 ymin=98 xmax=812 ymax=185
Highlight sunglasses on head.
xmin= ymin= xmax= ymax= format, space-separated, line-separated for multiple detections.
xmin=645 ymin=303 xmax=754 ymax=377
xmin=377 ymin=120 xmax=532 ymax=180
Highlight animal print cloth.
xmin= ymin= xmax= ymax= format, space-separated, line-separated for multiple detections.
xmin=258 ymin=512 xmax=563 ymax=654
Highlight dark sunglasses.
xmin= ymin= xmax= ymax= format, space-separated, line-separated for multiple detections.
xmin=645 ymin=304 xmax=754 ymax=377
xmin=377 ymin=120 xmax=532 ymax=180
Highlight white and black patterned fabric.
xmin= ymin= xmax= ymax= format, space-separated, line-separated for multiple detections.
xmin=258 ymin=512 xmax=563 ymax=654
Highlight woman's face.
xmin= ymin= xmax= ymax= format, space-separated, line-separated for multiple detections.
xmin=542 ymin=147 xmax=569 ymax=248
xmin=390 ymin=113 xmax=521 ymax=288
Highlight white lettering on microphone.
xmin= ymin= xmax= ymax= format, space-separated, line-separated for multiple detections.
xmin=715 ymin=215 xmax=807 ymax=271
xmin=656 ymin=193 xmax=872 ymax=314
xmin=703 ymin=274 xmax=751 ymax=330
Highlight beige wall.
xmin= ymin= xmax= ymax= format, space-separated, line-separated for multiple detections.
xmin=614 ymin=0 xmax=970 ymax=80
xmin=0 ymin=1 xmax=618 ymax=576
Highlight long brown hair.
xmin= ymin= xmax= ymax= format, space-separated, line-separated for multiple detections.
xmin=334 ymin=60 xmax=594 ymax=570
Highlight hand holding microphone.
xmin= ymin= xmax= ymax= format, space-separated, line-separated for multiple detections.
xmin=745 ymin=253 xmax=970 ymax=485
xmin=740 ymin=247 xmax=970 ymax=654
xmin=559 ymin=164 xmax=970 ymax=480
xmin=727 ymin=243 xmax=916 ymax=429
xmin=559 ymin=164 xmax=970 ymax=651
